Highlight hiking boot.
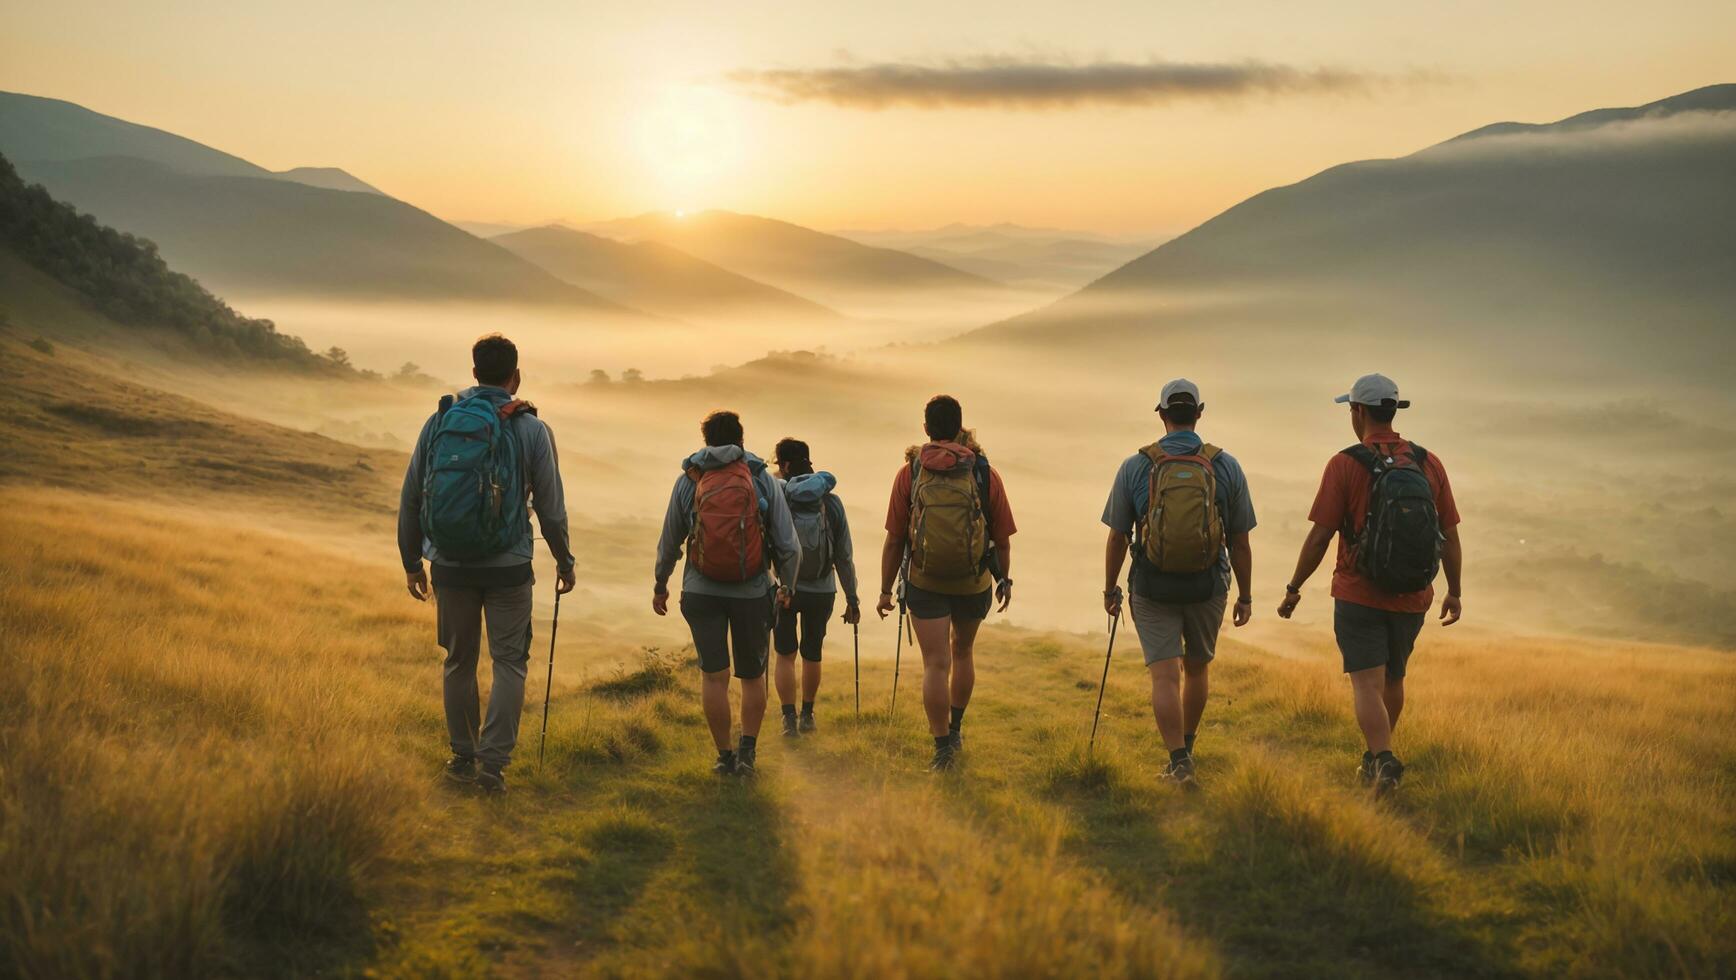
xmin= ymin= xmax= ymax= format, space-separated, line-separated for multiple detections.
xmin=443 ymin=755 xmax=477 ymax=783
xmin=1161 ymin=754 xmax=1196 ymax=786
xmin=798 ymin=712 xmax=817 ymax=734
xmin=1358 ymin=751 xmax=1377 ymax=785
xmin=949 ymin=729 xmax=964 ymax=752
xmin=929 ymin=739 xmax=959 ymax=772
xmin=712 ymin=751 xmax=738 ymax=776
xmin=476 ymin=764 xmax=506 ymax=794
xmin=781 ymin=712 xmax=800 ymax=738
xmin=735 ymin=743 xmax=758 ymax=777
xmin=1374 ymin=754 xmax=1404 ymax=796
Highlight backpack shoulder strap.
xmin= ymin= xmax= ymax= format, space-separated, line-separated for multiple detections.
xmin=498 ymin=398 xmax=536 ymax=419
xmin=1340 ymin=444 xmax=1380 ymax=475
xmin=1198 ymin=443 xmax=1222 ymax=461
xmin=1408 ymin=443 xmax=1428 ymax=467
xmin=1138 ymin=442 xmax=1165 ymax=466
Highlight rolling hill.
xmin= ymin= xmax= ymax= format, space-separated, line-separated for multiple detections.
xmin=977 ymin=84 xmax=1736 ymax=375
xmin=0 ymin=93 xmax=631 ymax=308
xmin=841 ymin=223 xmax=1156 ymax=292
xmin=493 ymin=224 xmax=842 ymax=322
xmin=583 ymin=210 xmax=1009 ymax=310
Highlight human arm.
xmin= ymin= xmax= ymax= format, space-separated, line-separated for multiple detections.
xmin=1104 ymin=530 xmax=1128 ymax=617
xmin=1277 ymin=523 xmax=1335 ymax=619
xmin=829 ymin=496 xmax=861 ymax=623
xmin=1439 ymin=524 xmax=1462 ymax=625
xmin=652 ymin=476 xmax=689 ymax=613
xmin=398 ymin=413 xmax=436 ymax=600
xmin=1230 ymin=531 xmax=1253 ymax=626
xmin=993 ymin=534 xmax=1013 ymax=611
xmin=763 ymin=473 xmax=801 ymax=593
xmin=877 ymin=533 xmax=904 ymax=619
xmin=522 ymin=418 xmax=576 ymax=593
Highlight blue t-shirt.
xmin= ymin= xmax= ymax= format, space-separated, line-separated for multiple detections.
xmin=1100 ymin=431 xmax=1257 ymax=598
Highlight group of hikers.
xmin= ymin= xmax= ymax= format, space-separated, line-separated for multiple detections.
xmin=399 ymin=334 xmax=1462 ymax=795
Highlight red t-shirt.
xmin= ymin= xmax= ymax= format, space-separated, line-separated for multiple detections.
xmin=1307 ymin=433 xmax=1460 ymax=613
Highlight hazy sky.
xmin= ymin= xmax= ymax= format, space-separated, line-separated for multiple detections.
xmin=3 ymin=1 xmax=1731 ymax=234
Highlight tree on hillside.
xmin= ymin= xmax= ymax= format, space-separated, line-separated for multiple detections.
xmin=0 ymin=151 xmax=339 ymax=371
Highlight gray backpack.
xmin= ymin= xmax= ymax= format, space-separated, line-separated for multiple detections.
xmin=785 ymin=472 xmax=837 ymax=582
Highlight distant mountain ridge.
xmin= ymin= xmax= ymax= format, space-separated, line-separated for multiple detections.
xmin=0 ymin=92 xmax=634 ymax=309
xmin=583 ymin=209 xmax=1008 ymax=310
xmin=493 ymin=224 xmax=842 ymax=322
xmin=978 ymin=83 xmax=1736 ymax=375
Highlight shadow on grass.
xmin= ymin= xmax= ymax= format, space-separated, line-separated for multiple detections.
xmin=1046 ymin=759 xmax=1521 ymax=978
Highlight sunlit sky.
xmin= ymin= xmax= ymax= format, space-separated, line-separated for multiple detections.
xmin=3 ymin=1 xmax=1731 ymax=235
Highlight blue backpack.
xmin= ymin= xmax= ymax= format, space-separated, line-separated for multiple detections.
xmin=419 ymin=393 xmax=531 ymax=561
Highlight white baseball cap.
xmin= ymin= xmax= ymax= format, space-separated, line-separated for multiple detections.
xmin=1156 ymin=378 xmax=1201 ymax=410
xmin=1334 ymin=373 xmax=1410 ymax=409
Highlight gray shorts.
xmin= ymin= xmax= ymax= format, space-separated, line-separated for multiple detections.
xmin=1127 ymin=592 xmax=1226 ymax=666
xmin=1334 ymin=599 xmax=1425 ymax=678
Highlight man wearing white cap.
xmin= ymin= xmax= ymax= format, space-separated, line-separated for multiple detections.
xmin=1277 ymin=373 xmax=1462 ymax=795
xmin=1101 ymin=379 xmax=1256 ymax=785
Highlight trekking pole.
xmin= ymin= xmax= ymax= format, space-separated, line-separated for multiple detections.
xmin=1088 ymin=592 xmax=1122 ymax=754
xmin=888 ymin=554 xmax=909 ymax=721
xmin=538 ymin=588 xmax=560 ymax=769
xmin=853 ymin=621 xmax=860 ymax=718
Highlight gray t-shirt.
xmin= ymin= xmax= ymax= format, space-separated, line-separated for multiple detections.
xmin=1100 ymin=430 xmax=1256 ymax=598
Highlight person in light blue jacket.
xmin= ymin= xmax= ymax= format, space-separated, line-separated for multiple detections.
xmin=770 ymin=438 xmax=861 ymax=736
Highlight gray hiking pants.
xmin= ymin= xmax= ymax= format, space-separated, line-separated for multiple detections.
xmin=436 ymin=582 xmax=534 ymax=769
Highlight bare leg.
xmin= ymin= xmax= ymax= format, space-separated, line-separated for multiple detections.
xmin=912 ymin=615 xmax=953 ymax=737
xmin=701 ymin=670 xmax=733 ymax=752
xmin=1348 ymin=666 xmax=1392 ymax=753
xmin=1147 ymin=658 xmax=1186 ymax=751
xmin=740 ymin=674 xmax=768 ymax=738
xmin=949 ymin=616 xmax=983 ymax=713
xmin=1383 ymin=675 xmax=1405 ymax=732
xmin=774 ymin=653 xmax=798 ymax=709
xmin=802 ymin=659 xmax=821 ymax=703
xmin=1181 ymin=656 xmax=1210 ymax=738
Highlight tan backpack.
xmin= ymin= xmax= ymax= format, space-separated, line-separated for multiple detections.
xmin=1138 ymin=443 xmax=1224 ymax=574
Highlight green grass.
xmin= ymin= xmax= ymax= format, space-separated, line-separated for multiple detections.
xmin=3 ymin=458 xmax=1734 ymax=977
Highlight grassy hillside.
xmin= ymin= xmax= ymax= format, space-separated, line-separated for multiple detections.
xmin=5 ymin=483 xmax=1732 ymax=976
xmin=0 ymin=153 xmax=333 ymax=368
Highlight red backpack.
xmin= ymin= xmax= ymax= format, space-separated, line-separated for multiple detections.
xmin=686 ymin=461 xmax=766 ymax=582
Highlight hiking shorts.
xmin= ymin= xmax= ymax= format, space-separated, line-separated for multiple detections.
xmin=1334 ymin=599 xmax=1426 ymax=678
xmin=1128 ymin=592 xmax=1226 ymax=665
xmin=680 ymin=591 xmax=774 ymax=679
xmin=774 ymin=591 xmax=836 ymax=662
xmin=905 ymin=583 xmax=992 ymax=622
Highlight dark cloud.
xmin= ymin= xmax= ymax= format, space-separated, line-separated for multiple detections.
xmin=727 ymin=57 xmax=1384 ymax=110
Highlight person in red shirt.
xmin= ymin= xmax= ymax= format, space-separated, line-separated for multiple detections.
xmin=876 ymin=395 xmax=1017 ymax=771
xmin=1277 ymin=374 xmax=1463 ymax=794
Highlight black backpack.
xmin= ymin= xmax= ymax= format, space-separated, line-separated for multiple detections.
xmin=1342 ymin=444 xmax=1443 ymax=593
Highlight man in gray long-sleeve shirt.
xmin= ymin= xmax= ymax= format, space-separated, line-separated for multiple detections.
xmin=398 ymin=334 xmax=575 ymax=794
xmin=652 ymin=410 xmax=799 ymax=777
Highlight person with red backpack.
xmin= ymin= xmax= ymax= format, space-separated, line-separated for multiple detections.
xmin=653 ymin=410 xmax=800 ymax=777
xmin=1100 ymin=379 xmax=1256 ymax=786
xmin=876 ymin=395 xmax=1017 ymax=772
xmin=397 ymin=334 xmax=576 ymax=795
xmin=1277 ymin=374 xmax=1463 ymax=795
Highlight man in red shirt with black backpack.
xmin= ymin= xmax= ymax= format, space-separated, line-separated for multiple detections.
xmin=1277 ymin=374 xmax=1463 ymax=795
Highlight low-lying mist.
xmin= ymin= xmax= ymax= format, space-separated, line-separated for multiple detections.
xmin=127 ymin=299 xmax=1736 ymax=650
